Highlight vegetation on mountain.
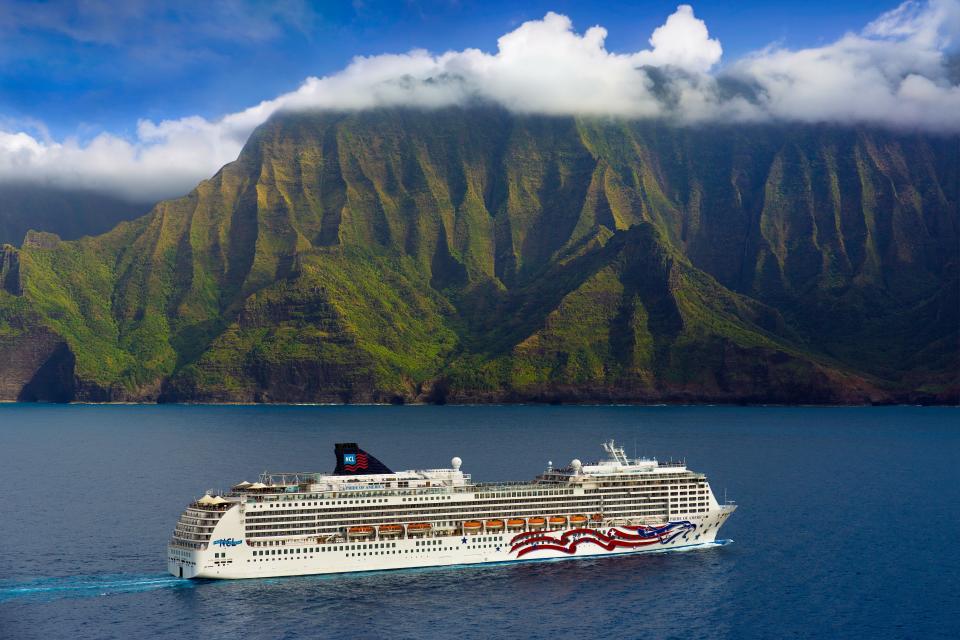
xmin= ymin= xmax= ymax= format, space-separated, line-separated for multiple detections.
xmin=0 ymin=107 xmax=956 ymax=403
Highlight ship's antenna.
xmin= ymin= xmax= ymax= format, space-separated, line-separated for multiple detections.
xmin=633 ymin=437 xmax=637 ymax=462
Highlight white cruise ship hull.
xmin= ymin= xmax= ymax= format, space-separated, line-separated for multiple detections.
xmin=168 ymin=506 xmax=735 ymax=580
xmin=167 ymin=441 xmax=738 ymax=580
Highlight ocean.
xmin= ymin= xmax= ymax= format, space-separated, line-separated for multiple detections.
xmin=0 ymin=404 xmax=956 ymax=639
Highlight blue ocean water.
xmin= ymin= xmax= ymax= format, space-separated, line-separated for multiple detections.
xmin=0 ymin=405 xmax=956 ymax=640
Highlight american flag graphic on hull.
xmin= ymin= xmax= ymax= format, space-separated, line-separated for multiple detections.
xmin=509 ymin=522 xmax=696 ymax=557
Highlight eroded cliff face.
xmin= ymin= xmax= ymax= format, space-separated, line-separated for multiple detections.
xmin=0 ymin=318 xmax=73 ymax=402
xmin=1 ymin=244 xmax=68 ymax=400
xmin=0 ymin=108 xmax=956 ymax=404
xmin=1 ymin=244 xmax=21 ymax=296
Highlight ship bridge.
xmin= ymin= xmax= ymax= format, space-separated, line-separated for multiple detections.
xmin=536 ymin=440 xmax=690 ymax=483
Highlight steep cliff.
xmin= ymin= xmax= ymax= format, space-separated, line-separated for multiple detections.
xmin=0 ymin=108 xmax=956 ymax=403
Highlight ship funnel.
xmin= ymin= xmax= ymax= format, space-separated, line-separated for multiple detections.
xmin=333 ymin=443 xmax=394 ymax=475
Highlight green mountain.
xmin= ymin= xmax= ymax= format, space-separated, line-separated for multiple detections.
xmin=1 ymin=107 xmax=956 ymax=403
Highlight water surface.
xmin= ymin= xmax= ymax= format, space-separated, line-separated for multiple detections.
xmin=0 ymin=405 xmax=956 ymax=639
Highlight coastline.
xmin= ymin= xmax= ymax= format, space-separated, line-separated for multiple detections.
xmin=1 ymin=398 xmax=956 ymax=407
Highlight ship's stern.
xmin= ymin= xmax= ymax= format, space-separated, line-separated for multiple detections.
xmin=167 ymin=545 xmax=204 ymax=579
xmin=167 ymin=498 xmax=244 ymax=579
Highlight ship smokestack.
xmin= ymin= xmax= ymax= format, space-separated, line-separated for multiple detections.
xmin=333 ymin=443 xmax=394 ymax=475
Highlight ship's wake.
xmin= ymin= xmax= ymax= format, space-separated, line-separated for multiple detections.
xmin=0 ymin=574 xmax=196 ymax=604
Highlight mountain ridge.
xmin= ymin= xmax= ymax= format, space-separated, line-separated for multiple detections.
xmin=1 ymin=107 xmax=956 ymax=404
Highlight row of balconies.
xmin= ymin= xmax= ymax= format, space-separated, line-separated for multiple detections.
xmin=177 ymin=517 xmax=220 ymax=528
xmin=243 ymin=495 xmax=603 ymax=518
xmin=175 ymin=524 xmax=214 ymax=537
xmin=241 ymin=504 xmax=669 ymax=536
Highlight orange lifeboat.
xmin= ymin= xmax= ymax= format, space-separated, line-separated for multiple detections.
xmin=570 ymin=514 xmax=588 ymax=526
xmin=407 ymin=523 xmax=432 ymax=537
xmin=591 ymin=513 xmax=604 ymax=522
xmin=528 ymin=517 xmax=546 ymax=529
xmin=347 ymin=525 xmax=374 ymax=539
xmin=463 ymin=520 xmax=483 ymax=534
xmin=485 ymin=519 xmax=504 ymax=531
xmin=378 ymin=524 xmax=403 ymax=537
xmin=548 ymin=516 xmax=567 ymax=528
xmin=507 ymin=518 xmax=526 ymax=530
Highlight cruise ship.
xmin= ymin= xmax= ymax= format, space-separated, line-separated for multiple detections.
xmin=167 ymin=441 xmax=736 ymax=579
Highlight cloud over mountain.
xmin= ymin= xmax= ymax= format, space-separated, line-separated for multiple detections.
xmin=1 ymin=1 xmax=958 ymax=202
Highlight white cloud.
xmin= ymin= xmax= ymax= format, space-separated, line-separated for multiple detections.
xmin=634 ymin=4 xmax=722 ymax=73
xmin=1 ymin=2 xmax=958 ymax=203
xmin=864 ymin=0 xmax=960 ymax=46
xmin=728 ymin=0 xmax=960 ymax=130
xmin=0 ymin=119 xmax=251 ymax=202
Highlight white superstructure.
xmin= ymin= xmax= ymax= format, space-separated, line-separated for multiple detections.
xmin=167 ymin=441 xmax=736 ymax=579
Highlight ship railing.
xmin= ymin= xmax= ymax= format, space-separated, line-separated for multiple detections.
xmin=258 ymin=472 xmax=324 ymax=486
xmin=473 ymin=481 xmax=549 ymax=490
xmin=657 ymin=460 xmax=687 ymax=468
xmin=241 ymin=482 xmax=491 ymax=502
xmin=190 ymin=501 xmax=232 ymax=511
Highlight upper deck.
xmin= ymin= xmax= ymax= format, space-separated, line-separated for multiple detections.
xmin=214 ymin=440 xmax=699 ymax=503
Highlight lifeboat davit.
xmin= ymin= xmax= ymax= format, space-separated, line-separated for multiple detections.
xmin=347 ymin=526 xmax=374 ymax=539
xmin=378 ymin=524 xmax=403 ymax=537
xmin=528 ymin=517 xmax=546 ymax=529
xmin=570 ymin=514 xmax=588 ymax=526
xmin=407 ymin=523 xmax=432 ymax=537
xmin=463 ymin=520 xmax=483 ymax=534
xmin=507 ymin=518 xmax=525 ymax=530
xmin=548 ymin=516 xmax=567 ymax=528
xmin=485 ymin=519 xmax=504 ymax=531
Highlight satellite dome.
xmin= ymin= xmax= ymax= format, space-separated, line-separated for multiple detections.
xmin=451 ymin=456 xmax=462 ymax=470
xmin=571 ymin=459 xmax=582 ymax=471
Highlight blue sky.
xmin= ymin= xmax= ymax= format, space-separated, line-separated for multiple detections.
xmin=0 ymin=0 xmax=903 ymax=140
xmin=1 ymin=0 xmax=957 ymax=201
